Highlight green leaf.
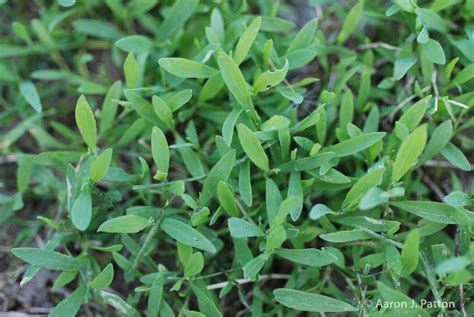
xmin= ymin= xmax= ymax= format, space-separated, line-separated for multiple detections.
xmin=90 ymin=148 xmax=113 ymax=182
xmin=266 ymin=225 xmax=286 ymax=250
xmin=49 ymin=285 xmax=87 ymax=317
xmin=278 ymin=152 xmax=334 ymax=172
xmin=319 ymin=230 xmax=372 ymax=243
xmin=323 ymin=132 xmax=385 ymax=157
xmin=339 ymin=91 xmax=354 ymax=129
xmin=309 ymin=204 xmax=336 ymax=220
xmin=422 ymin=39 xmax=446 ymax=64
xmin=234 ymin=17 xmax=261 ymax=65
xmin=73 ymin=19 xmax=123 ymax=40
xmin=11 ymin=248 xmax=86 ymax=270
xmin=228 ymin=217 xmax=264 ymax=238
xmin=217 ymin=181 xmax=239 ymax=217
xmin=444 ymin=191 xmax=471 ymax=207
xmin=161 ymin=218 xmax=216 ymax=253
xmin=148 ymin=277 xmax=163 ymax=317
xmin=99 ymin=80 xmax=122 ymax=135
xmin=184 ymin=252 xmax=204 ymax=277
xmin=243 ymin=253 xmax=270 ymax=280
xmin=19 ymin=81 xmax=42 ymax=112
xmin=75 ymin=95 xmax=97 ymax=149
xmin=159 ymin=58 xmax=218 ymax=78
xmin=395 ymin=121 xmax=409 ymax=140
xmin=342 ymin=167 xmax=386 ymax=211
xmin=199 ymin=150 xmax=236 ymax=206
xmin=276 ymin=248 xmax=337 ymax=267
xmin=217 ymin=52 xmax=257 ymax=120
xmin=392 ymin=201 xmax=472 ymax=225
xmin=287 ymin=18 xmax=318 ymax=52
xmin=395 ymin=0 xmax=416 ymax=12
xmin=222 ymin=108 xmax=241 ymax=146
xmin=270 ymin=196 xmax=301 ymax=228
xmin=98 ymin=214 xmax=152 ymax=233
xmin=415 ymin=8 xmax=447 ymax=33
xmin=239 ymin=160 xmax=252 ymax=207
xmin=285 ymin=49 xmax=317 ymax=70
xmin=417 ymin=120 xmax=452 ymax=166
xmin=417 ymin=26 xmax=429 ymax=43
xmin=337 ymin=0 xmax=364 ymax=44
xmin=99 ymin=290 xmax=140 ymax=316
xmin=359 ymin=187 xmax=389 ymax=210
xmin=53 ymin=270 xmax=78 ymax=290
xmin=450 ymin=64 xmax=474 ymax=86
xmin=71 ymin=188 xmax=92 ymax=231
xmin=266 ymin=178 xmax=281 ymax=223
xmin=115 ymin=35 xmax=152 ymax=53
xmin=436 ymin=257 xmax=471 ymax=275
xmin=377 ymin=282 xmax=429 ymax=316
xmin=123 ymin=52 xmax=138 ymax=88
xmin=237 ymin=124 xmax=269 ymax=172
xmin=274 ymin=288 xmax=357 ymax=313
xmin=152 ymin=96 xmax=173 ymax=129
xmin=398 ymin=96 xmax=430 ymax=131
xmin=157 ymin=0 xmax=199 ymax=41
xmin=190 ymin=282 xmax=223 ymax=317
xmin=392 ymin=124 xmax=427 ymax=183
xmin=394 ymin=56 xmax=417 ymax=80
xmin=89 ymin=263 xmax=114 ymax=289
xmin=253 ymin=59 xmax=289 ymax=94
xmin=400 ymin=229 xmax=420 ymax=276
xmin=441 ymin=143 xmax=471 ymax=171
xmin=151 ymin=126 xmax=170 ymax=179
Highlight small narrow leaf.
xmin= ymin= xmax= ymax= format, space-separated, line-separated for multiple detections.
xmin=394 ymin=56 xmax=417 ymax=80
xmin=237 ymin=124 xmax=269 ymax=172
xmin=392 ymin=124 xmax=427 ymax=183
xmin=151 ymin=126 xmax=170 ymax=180
xmin=90 ymin=148 xmax=113 ymax=182
xmin=49 ymin=285 xmax=87 ymax=317
xmin=253 ymin=59 xmax=289 ymax=94
xmin=337 ymin=0 xmax=364 ymax=44
xmin=323 ymin=132 xmax=385 ymax=157
xmin=234 ymin=17 xmax=261 ymax=65
xmin=228 ymin=217 xmax=264 ymax=238
xmin=441 ymin=143 xmax=471 ymax=171
xmin=98 ymin=214 xmax=152 ymax=233
xmin=400 ymin=229 xmax=420 ymax=277
xmin=11 ymin=248 xmax=86 ymax=270
xmin=274 ymin=288 xmax=357 ymax=313
xmin=161 ymin=218 xmax=216 ymax=253
xmin=70 ymin=188 xmax=92 ymax=231
xmin=217 ymin=181 xmax=240 ymax=216
xmin=276 ymin=248 xmax=337 ymax=267
xmin=148 ymin=277 xmax=163 ymax=317
xmin=75 ymin=95 xmax=97 ymax=149
xmin=243 ymin=253 xmax=269 ymax=280
xmin=392 ymin=201 xmax=472 ymax=226
xmin=123 ymin=52 xmax=138 ymax=88
xmin=19 ymin=81 xmax=42 ymax=112
xmin=200 ymin=150 xmax=236 ymax=206
xmin=422 ymin=39 xmax=446 ymax=64
xmin=217 ymin=52 xmax=257 ymax=119
xmin=184 ymin=252 xmax=204 ymax=277
xmin=159 ymin=58 xmax=218 ymax=78
xmin=89 ymin=263 xmax=114 ymax=289
xmin=116 ymin=35 xmax=152 ymax=53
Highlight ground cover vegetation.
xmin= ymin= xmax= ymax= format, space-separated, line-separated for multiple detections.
xmin=1 ymin=0 xmax=474 ymax=316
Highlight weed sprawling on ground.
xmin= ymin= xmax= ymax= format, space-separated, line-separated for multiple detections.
xmin=1 ymin=0 xmax=473 ymax=316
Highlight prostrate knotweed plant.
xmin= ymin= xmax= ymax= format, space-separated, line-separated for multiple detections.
xmin=1 ymin=0 xmax=474 ymax=316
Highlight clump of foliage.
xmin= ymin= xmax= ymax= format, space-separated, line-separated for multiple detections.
xmin=1 ymin=0 xmax=474 ymax=316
